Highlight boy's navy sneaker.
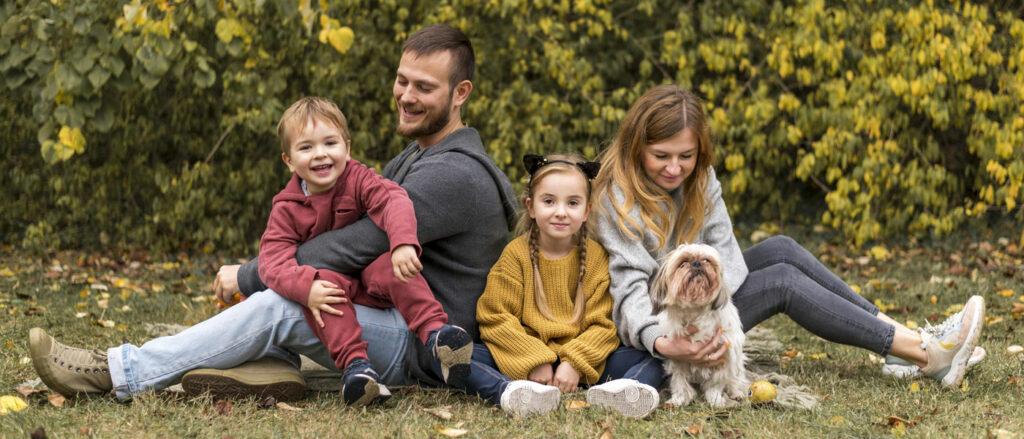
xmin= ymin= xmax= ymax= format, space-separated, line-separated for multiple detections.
xmin=426 ymin=325 xmax=473 ymax=389
xmin=341 ymin=358 xmax=390 ymax=407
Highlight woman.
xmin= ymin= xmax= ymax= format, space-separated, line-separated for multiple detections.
xmin=592 ymin=84 xmax=985 ymax=389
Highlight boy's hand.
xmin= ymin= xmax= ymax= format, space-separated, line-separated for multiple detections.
xmin=553 ymin=362 xmax=580 ymax=393
xmin=527 ymin=363 xmax=554 ymax=386
xmin=391 ymin=245 xmax=423 ymax=282
xmin=307 ymin=280 xmax=348 ymax=327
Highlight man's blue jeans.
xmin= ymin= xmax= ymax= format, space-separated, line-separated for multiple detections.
xmin=107 ymin=290 xmax=414 ymax=400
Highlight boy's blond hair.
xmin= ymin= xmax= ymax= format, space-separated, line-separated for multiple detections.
xmin=277 ymin=97 xmax=352 ymax=153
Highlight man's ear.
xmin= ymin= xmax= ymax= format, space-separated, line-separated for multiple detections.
xmin=452 ymin=79 xmax=473 ymax=109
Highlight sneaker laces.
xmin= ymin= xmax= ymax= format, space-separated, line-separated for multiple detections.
xmin=54 ymin=344 xmax=109 ymax=374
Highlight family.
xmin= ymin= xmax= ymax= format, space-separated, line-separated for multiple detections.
xmin=28 ymin=24 xmax=986 ymax=419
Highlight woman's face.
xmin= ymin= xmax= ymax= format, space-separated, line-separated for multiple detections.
xmin=641 ymin=128 xmax=699 ymax=192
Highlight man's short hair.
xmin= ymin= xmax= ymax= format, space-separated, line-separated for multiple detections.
xmin=277 ymin=97 xmax=351 ymax=153
xmin=402 ymin=24 xmax=475 ymax=89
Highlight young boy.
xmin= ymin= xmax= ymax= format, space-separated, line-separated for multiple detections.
xmin=259 ymin=97 xmax=472 ymax=406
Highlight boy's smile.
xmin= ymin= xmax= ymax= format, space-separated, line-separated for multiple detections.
xmin=282 ymin=117 xmax=351 ymax=194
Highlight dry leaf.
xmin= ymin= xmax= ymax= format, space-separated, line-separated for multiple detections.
xmin=15 ymin=380 xmax=46 ymax=398
xmin=1007 ymin=345 xmax=1023 ymax=354
xmin=782 ymin=348 xmax=800 ymax=359
xmin=998 ymin=289 xmax=1015 ymax=297
xmin=685 ymin=423 xmax=703 ymax=436
xmin=828 ymin=415 xmax=846 ymax=426
xmin=434 ymin=425 xmax=468 ymax=438
xmin=989 ymin=429 xmax=1019 ymax=439
xmin=74 ymin=312 xmax=88 ymax=318
xmin=89 ymin=283 xmax=108 ymax=291
xmin=257 ymin=396 xmax=277 ymax=409
xmin=423 ymin=407 xmax=453 ymax=420
xmin=78 ymin=427 xmax=91 ymax=435
xmin=275 ymin=402 xmax=302 ymax=411
xmin=909 ymin=382 xmax=920 ymax=393
xmin=986 ymin=316 xmax=1004 ymax=326
xmin=29 ymin=427 xmax=46 ymax=439
xmin=905 ymin=320 xmax=918 ymax=330
xmin=214 ymin=399 xmax=233 ymax=416
xmin=565 ymin=400 xmax=590 ymax=410
xmin=721 ymin=429 xmax=744 ymax=439
xmin=930 ymin=295 xmax=938 ymax=304
xmin=808 ymin=352 xmax=829 ymax=360
xmin=46 ymin=393 xmax=65 ymax=408
xmin=0 ymin=267 xmax=15 ymax=277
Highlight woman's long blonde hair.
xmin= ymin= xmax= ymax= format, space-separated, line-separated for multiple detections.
xmin=515 ymin=153 xmax=592 ymax=325
xmin=593 ymin=85 xmax=716 ymax=249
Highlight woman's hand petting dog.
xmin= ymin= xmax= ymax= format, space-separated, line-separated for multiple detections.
xmin=528 ymin=363 xmax=554 ymax=385
xmin=655 ymin=326 xmax=730 ymax=367
xmin=306 ymin=280 xmax=348 ymax=327
xmin=552 ymin=362 xmax=580 ymax=393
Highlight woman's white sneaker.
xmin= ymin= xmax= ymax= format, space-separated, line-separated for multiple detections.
xmin=920 ymin=295 xmax=985 ymax=388
xmin=500 ymin=380 xmax=560 ymax=418
xmin=586 ymin=379 xmax=659 ymax=418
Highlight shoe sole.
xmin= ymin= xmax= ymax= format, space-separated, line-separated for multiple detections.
xmin=587 ymin=384 xmax=659 ymax=419
xmin=181 ymin=372 xmax=306 ymax=402
xmin=941 ymin=296 xmax=985 ymax=388
xmin=342 ymin=375 xmax=382 ymax=407
xmin=434 ymin=327 xmax=473 ymax=389
xmin=503 ymin=385 xmax=560 ymax=418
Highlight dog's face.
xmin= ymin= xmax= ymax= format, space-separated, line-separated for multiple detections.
xmin=650 ymin=243 xmax=727 ymax=314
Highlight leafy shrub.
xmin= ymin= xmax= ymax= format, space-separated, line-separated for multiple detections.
xmin=0 ymin=0 xmax=1021 ymax=253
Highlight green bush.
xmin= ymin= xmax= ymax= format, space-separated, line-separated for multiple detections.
xmin=1 ymin=0 xmax=1021 ymax=254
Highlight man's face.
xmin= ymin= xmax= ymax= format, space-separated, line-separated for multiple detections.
xmin=393 ymin=51 xmax=455 ymax=141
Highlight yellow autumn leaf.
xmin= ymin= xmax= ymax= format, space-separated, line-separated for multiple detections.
xmin=850 ymin=284 xmax=862 ymax=294
xmin=434 ymin=425 xmax=468 ymax=437
xmin=828 ymin=415 xmax=846 ymax=426
xmin=58 ymin=126 xmax=86 ymax=153
xmin=870 ymin=245 xmax=891 ymax=261
xmin=909 ymin=382 xmax=920 ymax=393
xmin=930 ymin=295 xmax=938 ymax=304
xmin=0 ymin=395 xmax=29 ymax=415
xmin=998 ymin=289 xmax=1015 ymax=297
xmin=905 ymin=320 xmax=918 ymax=330
xmin=565 ymin=400 xmax=590 ymax=410
xmin=325 ymin=27 xmax=355 ymax=54
xmin=808 ymin=352 xmax=829 ymax=360
xmin=0 ymin=267 xmax=14 ymax=277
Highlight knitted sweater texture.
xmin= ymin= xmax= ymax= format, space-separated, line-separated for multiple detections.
xmin=476 ymin=235 xmax=619 ymax=384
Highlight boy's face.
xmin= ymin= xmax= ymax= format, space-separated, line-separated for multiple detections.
xmin=282 ymin=117 xmax=350 ymax=195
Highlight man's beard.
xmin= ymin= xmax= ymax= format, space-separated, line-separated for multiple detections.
xmin=397 ymin=92 xmax=453 ymax=139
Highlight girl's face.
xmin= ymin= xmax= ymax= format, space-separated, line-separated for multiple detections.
xmin=527 ymin=170 xmax=590 ymax=248
xmin=641 ymin=128 xmax=699 ymax=192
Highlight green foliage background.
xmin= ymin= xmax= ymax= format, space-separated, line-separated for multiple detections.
xmin=1 ymin=0 xmax=1022 ymax=254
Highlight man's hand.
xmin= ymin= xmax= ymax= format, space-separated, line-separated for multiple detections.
xmin=391 ymin=245 xmax=423 ymax=282
xmin=212 ymin=265 xmax=242 ymax=306
xmin=654 ymin=325 xmax=729 ymax=367
xmin=552 ymin=361 xmax=580 ymax=393
xmin=307 ymin=280 xmax=348 ymax=327
xmin=527 ymin=363 xmax=554 ymax=385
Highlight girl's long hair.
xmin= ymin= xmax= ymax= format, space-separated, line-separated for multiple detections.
xmin=593 ymin=85 xmax=716 ymax=250
xmin=515 ymin=153 xmax=591 ymax=325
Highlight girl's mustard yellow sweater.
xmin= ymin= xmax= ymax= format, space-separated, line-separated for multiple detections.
xmin=476 ymin=235 xmax=619 ymax=384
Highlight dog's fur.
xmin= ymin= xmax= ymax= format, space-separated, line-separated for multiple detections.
xmin=650 ymin=243 xmax=748 ymax=407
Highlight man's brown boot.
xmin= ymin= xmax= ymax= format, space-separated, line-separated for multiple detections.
xmin=180 ymin=358 xmax=306 ymax=401
xmin=28 ymin=328 xmax=112 ymax=397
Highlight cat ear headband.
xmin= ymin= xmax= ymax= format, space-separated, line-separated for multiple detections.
xmin=523 ymin=154 xmax=600 ymax=180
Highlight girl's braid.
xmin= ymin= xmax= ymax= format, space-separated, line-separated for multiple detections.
xmin=529 ymin=225 xmax=557 ymax=322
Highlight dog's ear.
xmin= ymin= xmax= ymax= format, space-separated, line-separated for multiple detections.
xmin=649 ymin=264 xmax=669 ymax=315
xmin=710 ymin=272 xmax=729 ymax=310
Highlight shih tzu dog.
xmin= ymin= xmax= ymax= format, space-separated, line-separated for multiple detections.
xmin=650 ymin=243 xmax=748 ymax=407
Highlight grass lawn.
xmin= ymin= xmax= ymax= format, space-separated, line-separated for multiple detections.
xmin=1 ymin=229 xmax=1023 ymax=438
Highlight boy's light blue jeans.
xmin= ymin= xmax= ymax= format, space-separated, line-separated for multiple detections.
xmin=107 ymin=290 xmax=413 ymax=400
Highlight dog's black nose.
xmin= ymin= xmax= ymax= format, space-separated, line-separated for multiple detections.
xmin=691 ymin=260 xmax=701 ymax=269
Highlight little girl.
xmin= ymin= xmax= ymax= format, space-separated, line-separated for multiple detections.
xmin=468 ymin=153 xmax=663 ymax=418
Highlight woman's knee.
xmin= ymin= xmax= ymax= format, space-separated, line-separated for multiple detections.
xmin=762 ymin=235 xmax=802 ymax=254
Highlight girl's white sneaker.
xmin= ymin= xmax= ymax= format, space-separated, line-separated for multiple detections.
xmin=500 ymin=380 xmax=560 ymax=418
xmin=586 ymin=379 xmax=659 ymax=418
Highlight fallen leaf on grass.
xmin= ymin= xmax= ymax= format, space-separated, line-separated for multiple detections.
xmin=808 ymin=352 xmax=829 ymax=361
xmin=782 ymin=348 xmax=800 ymax=359
xmin=0 ymin=267 xmax=14 ymax=277
xmin=998 ymin=289 xmax=1015 ymax=297
xmin=0 ymin=395 xmax=29 ymax=415
xmin=685 ymin=423 xmax=703 ymax=436
xmin=721 ymin=429 xmax=744 ymax=439
xmin=1007 ymin=345 xmax=1023 ymax=354
xmin=990 ymin=429 xmax=1020 ymax=439
xmin=275 ymin=402 xmax=302 ymax=411
xmin=1007 ymin=376 xmax=1023 ymax=386
xmin=909 ymin=382 xmax=921 ymax=393
xmin=434 ymin=425 xmax=468 ymax=437
xmin=46 ymin=393 xmax=65 ymax=408
xmin=90 ymin=283 xmax=108 ymax=291
xmin=29 ymin=427 xmax=46 ymax=439
xmin=257 ymin=396 xmax=277 ymax=409
xmin=828 ymin=415 xmax=846 ymax=426
xmin=214 ymin=399 xmax=233 ymax=416
xmin=19 ymin=357 xmax=31 ymax=365
xmin=598 ymin=420 xmax=614 ymax=439
xmin=565 ymin=400 xmax=589 ymax=410
xmin=423 ymin=407 xmax=453 ymax=420
xmin=15 ymin=380 xmax=46 ymax=398
xmin=74 ymin=312 xmax=88 ymax=318
xmin=78 ymin=427 xmax=91 ymax=435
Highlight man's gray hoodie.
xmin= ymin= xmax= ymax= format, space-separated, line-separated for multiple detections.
xmin=239 ymin=127 xmax=517 ymax=343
